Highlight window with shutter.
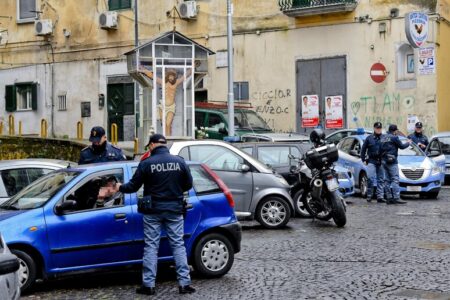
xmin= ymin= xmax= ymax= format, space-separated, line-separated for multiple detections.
xmin=5 ymin=85 xmax=16 ymax=112
xmin=17 ymin=0 xmax=37 ymax=23
xmin=31 ymin=83 xmax=38 ymax=110
xmin=109 ymin=0 xmax=131 ymax=10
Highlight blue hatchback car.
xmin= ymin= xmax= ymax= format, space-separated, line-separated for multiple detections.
xmin=336 ymin=134 xmax=445 ymax=199
xmin=0 ymin=161 xmax=241 ymax=292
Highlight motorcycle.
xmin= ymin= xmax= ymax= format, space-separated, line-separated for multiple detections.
xmin=289 ymin=129 xmax=347 ymax=228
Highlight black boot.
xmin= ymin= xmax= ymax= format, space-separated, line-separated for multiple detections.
xmin=179 ymin=285 xmax=196 ymax=294
xmin=392 ymin=199 xmax=407 ymax=204
xmin=377 ymin=198 xmax=386 ymax=203
xmin=386 ymin=199 xmax=395 ymax=205
xmin=136 ymin=286 xmax=156 ymax=295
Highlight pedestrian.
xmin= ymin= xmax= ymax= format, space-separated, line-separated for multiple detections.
xmin=78 ymin=126 xmax=126 ymax=165
xmin=360 ymin=122 xmax=385 ymax=203
xmin=102 ymin=134 xmax=195 ymax=296
xmin=408 ymin=122 xmax=429 ymax=151
xmin=380 ymin=124 xmax=409 ymax=205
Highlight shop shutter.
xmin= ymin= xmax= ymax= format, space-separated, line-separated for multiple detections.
xmin=5 ymin=85 xmax=16 ymax=112
xmin=31 ymin=83 xmax=38 ymax=110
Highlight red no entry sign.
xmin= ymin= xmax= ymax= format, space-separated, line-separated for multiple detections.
xmin=370 ymin=63 xmax=387 ymax=83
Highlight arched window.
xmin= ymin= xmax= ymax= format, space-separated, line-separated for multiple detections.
xmin=396 ymin=43 xmax=416 ymax=82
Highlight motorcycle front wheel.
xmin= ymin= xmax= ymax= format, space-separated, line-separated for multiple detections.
xmin=328 ymin=191 xmax=347 ymax=228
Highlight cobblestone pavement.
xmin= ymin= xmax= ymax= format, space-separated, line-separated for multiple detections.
xmin=22 ymin=189 xmax=450 ymax=300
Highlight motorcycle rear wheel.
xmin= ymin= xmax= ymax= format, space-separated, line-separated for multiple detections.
xmin=328 ymin=191 xmax=347 ymax=228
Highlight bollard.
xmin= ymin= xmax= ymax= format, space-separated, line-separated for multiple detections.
xmin=134 ymin=138 xmax=139 ymax=154
xmin=111 ymin=123 xmax=118 ymax=145
xmin=0 ymin=121 xmax=3 ymax=135
xmin=77 ymin=121 xmax=83 ymax=140
xmin=18 ymin=121 xmax=22 ymax=136
xmin=8 ymin=115 xmax=14 ymax=136
xmin=41 ymin=119 xmax=48 ymax=138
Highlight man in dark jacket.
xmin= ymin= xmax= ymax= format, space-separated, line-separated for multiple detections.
xmin=78 ymin=126 xmax=126 ymax=164
xmin=381 ymin=125 xmax=410 ymax=205
xmin=360 ymin=122 xmax=385 ymax=203
xmin=104 ymin=134 xmax=195 ymax=296
xmin=408 ymin=122 xmax=429 ymax=151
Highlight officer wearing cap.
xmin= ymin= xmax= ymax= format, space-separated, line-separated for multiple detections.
xmin=104 ymin=134 xmax=195 ymax=296
xmin=408 ymin=122 xmax=429 ymax=150
xmin=78 ymin=126 xmax=126 ymax=165
xmin=380 ymin=124 xmax=410 ymax=205
xmin=360 ymin=122 xmax=385 ymax=203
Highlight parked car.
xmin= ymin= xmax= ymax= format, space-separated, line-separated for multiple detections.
xmin=428 ymin=132 xmax=450 ymax=180
xmin=234 ymin=142 xmax=354 ymax=217
xmin=240 ymin=132 xmax=309 ymax=143
xmin=0 ymin=159 xmax=73 ymax=204
xmin=0 ymin=161 xmax=241 ymax=292
xmin=336 ymin=134 xmax=445 ymax=199
xmin=325 ymin=128 xmax=372 ymax=145
xmin=195 ymin=105 xmax=273 ymax=140
xmin=0 ymin=233 xmax=20 ymax=300
xmin=168 ymin=140 xmax=295 ymax=228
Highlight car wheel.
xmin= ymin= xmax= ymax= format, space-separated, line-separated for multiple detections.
xmin=193 ymin=233 xmax=234 ymax=278
xmin=359 ymin=172 xmax=368 ymax=198
xmin=256 ymin=197 xmax=291 ymax=229
xmin=293 ymin=189 xmax=311 ymax=218
xmin=11 ymin=249 xmax=37 ymax=293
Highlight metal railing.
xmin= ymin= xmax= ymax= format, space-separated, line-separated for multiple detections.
xmin=279 ymin=0 xmax=357 ymax=10
xmin=77 ymin=121 xmax=83 ymax=140
xmin=111 ymin=123 xmax=118 ymax=145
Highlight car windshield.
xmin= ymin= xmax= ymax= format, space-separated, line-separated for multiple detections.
xmin=399 ymin=141 xmax=424 ymax=156
xmin=0 ymin=170 xmax=80 ymax=210
xmin=224 ymin=110 xmax=271 ymax=131
xmin=437 ymin=137 xmax=450 ymax=155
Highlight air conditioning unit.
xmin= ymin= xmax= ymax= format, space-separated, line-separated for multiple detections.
xmin=179 ymin=1 xmax=198 ymax=19
xmin=35 ymin=19 xmax=53 ymax=36
xmin=99 ymin=11 xmax=118 ymax=29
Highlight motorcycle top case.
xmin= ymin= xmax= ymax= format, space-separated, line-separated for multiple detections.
xmin=304 ymin=143 xmax=339 ymax=169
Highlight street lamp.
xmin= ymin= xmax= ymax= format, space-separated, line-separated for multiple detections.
xmin=227 ymin=0 xmax=235 ymax=137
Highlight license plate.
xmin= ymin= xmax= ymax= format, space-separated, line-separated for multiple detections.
xmin=407 ymin=186 xmax=422 ymax=192
xmin=326 ymin=178 xmax=339 ymax=191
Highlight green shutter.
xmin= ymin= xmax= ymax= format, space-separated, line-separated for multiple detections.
xmin=122 ymin=0 xmax=131 ymax=9
xmin=5 ymin=85 xmax=16 ymax=112
xmin=31 ymin=83 xmax=38 ymax=110
xmin=109 ymin=0 xmax=120 ymax=10
xmin=124 ymin=83 xmax=135 ymax=115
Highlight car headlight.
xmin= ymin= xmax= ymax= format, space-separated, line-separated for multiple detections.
xmin=432 ymin=166 xmax=440 ymax=176
xmin=337 ymin=172 xmax=348 ymax=180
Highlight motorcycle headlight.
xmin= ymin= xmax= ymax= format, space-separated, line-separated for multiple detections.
xmin=337 ymin=172 xmax=348 ymax=180
xmin=432 ymin=166 xmax=440 ymax=176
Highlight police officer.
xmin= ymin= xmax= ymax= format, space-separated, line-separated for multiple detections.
xmin=360 ymin=122 xmax=385 ymax=203
xmin=381 ymin=125 xmax=410 ymax=205
xmin=106 ymin=134 xmax=195 ymax=296
xmin=408 ymin=122 xmax=429 ymax=151
xmin=78 ymin=126 xmax=126 ymax=165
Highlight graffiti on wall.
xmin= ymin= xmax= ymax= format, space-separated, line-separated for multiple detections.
xmin=253 ymin=88 xmax=292 ymax=131
xmin=350 ymin=92 xmax=437 ymax=135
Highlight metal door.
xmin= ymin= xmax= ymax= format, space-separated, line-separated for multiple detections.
xmin=107 ymin=83 xmax=134 ymax=141
xmin=296 ymin=57 xmax=347 ymax=134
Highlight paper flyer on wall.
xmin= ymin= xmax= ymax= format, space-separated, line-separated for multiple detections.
xmin=325 ymin=95 xmax=344 ymax=129
xmin=301 ymin=95 xmax=319 ymax=128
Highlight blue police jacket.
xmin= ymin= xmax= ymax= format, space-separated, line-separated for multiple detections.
xmin=380 ymin=132 xmax=410 ymax=164
xmin=408 ymin=132 xmax=429 ymax=148
xmin=360 ymin=133 xmax=383 ymax=165
xmin=78 ymin=142 xmax=126 ymax=165
xmin=119 ymin=146 xmax=193 ymax=213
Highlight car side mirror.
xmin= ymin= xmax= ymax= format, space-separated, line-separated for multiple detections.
xmin=428 ymin=150 xmax=441 ymax=157
xmin=240 ymin=164 xmax=251 ymax=173
xmin=0 ymin=253 xmax=20 ymax=276
xmin=55 ymin=199 xmax=77 ymax=215
xmin=349 ymin=150 xmax=359 ymax=157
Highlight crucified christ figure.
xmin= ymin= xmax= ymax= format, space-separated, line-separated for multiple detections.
xmin=139 ymin=66 xmax=193 ymax=136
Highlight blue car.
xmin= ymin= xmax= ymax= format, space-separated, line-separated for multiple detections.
xmin=336 ymin=134 xmax=445 ymax=199
xmin=0 ymin=161 xmax=241 ymax=292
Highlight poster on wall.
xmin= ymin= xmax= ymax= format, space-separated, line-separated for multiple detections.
xmin=418 ymin=47 xmax=435 ymax=75
xmin=407 ymin=115 xmax=419 ymax=132
xmin=301 ymin=95 xmax=319 ymax=128
xmin=325 ymin=95 xmax=344 ymax=129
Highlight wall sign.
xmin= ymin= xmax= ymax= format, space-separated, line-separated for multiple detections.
xmin=301 ymin=95 xmax=319 ymax=128
xmin=405 ymin=12 xmax=429 ymax=48
xmin=418 ymin=47 xmax=435 ymax=75
xmin=370 ymin=63 xmax=387 ymax=83
xmin=325 ymin=95 xmax=344 ymax=129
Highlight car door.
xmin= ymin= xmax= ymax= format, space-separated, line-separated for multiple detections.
xmin=426 ymin=139 xmax=446 ymax=183
xmin=126 ymin=165 xmax=202 ymax=260
xmin=179 ymin=145 xmax=253 ymax=213
xmin=45 ymin=168 xmax=135 ymax=269
xmin=205 ymin=112 xmax=227 ymax=140
xmin=256 ymin=145 xmax=291 ymax=177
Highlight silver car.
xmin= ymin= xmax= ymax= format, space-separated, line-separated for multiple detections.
xmin=0 ymin=233 xmax=20 ymax=300
xmin=169 ymin=140 xmax=294 ymax=228
xmin=0 ymin=159 xmax=73 ymax=204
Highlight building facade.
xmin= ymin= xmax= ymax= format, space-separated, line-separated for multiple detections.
xmin=0 ymin=0 xmax=449 ymax=140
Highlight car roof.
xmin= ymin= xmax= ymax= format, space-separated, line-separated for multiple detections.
xmin=0 ymin=159 xmax=74 ymax=170
xmin=63 ymin=160 xmax=202 ymax=173
xmin=241 ymin=132 xmax=309 ymax=142
xmin=432 ymin=132 xmax=450 ymax=138
xmin=236 ymin=141 xmax=312 ymax=147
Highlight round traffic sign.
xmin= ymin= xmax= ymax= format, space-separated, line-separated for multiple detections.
xmin=370 ymin=63 xmax=387 ymax=83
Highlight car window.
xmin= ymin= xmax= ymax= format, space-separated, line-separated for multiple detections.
xmin=257 ymin=146 xmax=290 ymax=167
xmin=291 ymin=146 xmax=301 ymax=158
xmin=195 ymin=111 xmax=205 ymax=129
xmin=352 ymin=140 xmax=362 ymax=154
xmin=189 ymin=145 xmax=244 ymax=171
xmin=190 ymin=165 xmax=221 ymax=195
xmin=27 ymin=168 xmax=54 ymax=183
xmin=241 ymin=147 xmax=253 ymax=156
xmin=327 ymin=132 xmax=345 ymax=144
xmin=339 ymin=138 xmax=354 ymax=153
xmin=241 ymin=137 xmax=259 ymax=142
xmin=399 ymin=142 xmax=424 ymax=156
xmin=65 ymin=170 xmax=125 ymax=212
xmin=207 ymin=113 xmax=224 ymax=129
xmin=178 ymin=147 xmax=190 ymax=160
xmin=1 ymin=169 xmax=29 ymax=197
xmin=429 ymin=139 xmax=441 ymax=152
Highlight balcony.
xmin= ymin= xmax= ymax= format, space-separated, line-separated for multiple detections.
xmin=279 ymin=0 xmax=358 ymax=17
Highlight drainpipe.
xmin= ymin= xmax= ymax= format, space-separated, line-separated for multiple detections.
xmin=48 ymin=43 xmax=55 ymax=137
xmin=227 ymin=0 xmax=235 ymax=137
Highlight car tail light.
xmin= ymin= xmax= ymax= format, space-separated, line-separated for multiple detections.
xmin=201 ymin=164 xmax=235 ymax=208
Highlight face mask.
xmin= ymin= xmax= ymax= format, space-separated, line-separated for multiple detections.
xmin=92 ymin=141 xmax=106 ymax=154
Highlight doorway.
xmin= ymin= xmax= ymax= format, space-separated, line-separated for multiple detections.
xmin=107 ymin=83 xmax=134 ymax=141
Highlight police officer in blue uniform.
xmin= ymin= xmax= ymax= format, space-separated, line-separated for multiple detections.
xmin=78 ymin=126 xmax=126 ymax=165
xmin=360 ymin=122 xmax=385 ymax=203
xmin=106 ymin=134 xmax=195 ymax=296
xmin=381 ymin=124 xmax=410 ymax=205
xmin=408 ymin=122 xmax=429 ymax=151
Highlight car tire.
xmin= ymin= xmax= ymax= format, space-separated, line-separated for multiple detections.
xmin=359 ymin=172 xmax=368 ymax=198
xmin=11 ymin=249 xmax=37 ymax=293
xmin=193 ymin=233 xmax=234 ymax=278
xmin=256 ymin=197 xmax=291 ymax=229
xmin=293 ymin=189 xmax=311 ymax=218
